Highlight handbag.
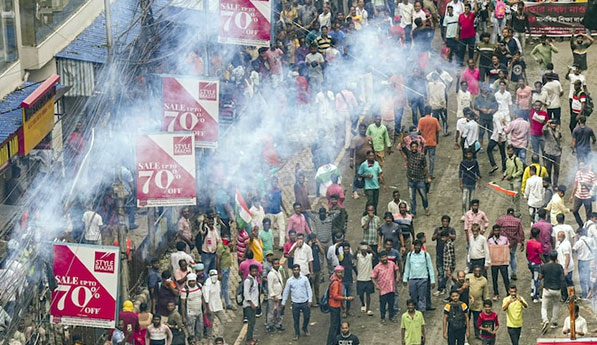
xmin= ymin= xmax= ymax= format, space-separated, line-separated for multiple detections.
xmin=203 ymin=313 xmax=212 ymax=328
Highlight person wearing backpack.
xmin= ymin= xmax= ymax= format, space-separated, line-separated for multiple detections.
xmin=326 ymin=266 xmax=353 ymax=345
xmin=490 ymin=0 xmax=506 ymax=43
xmin=442 ymin=288 xmax=470 ymax=345
xmin=402 ymin=240 xmax=435 ymax=312
xmin=570 ymin=80 xmax=592 ymax=133
xmin=180 ymin=273 xmax=206 ymax=344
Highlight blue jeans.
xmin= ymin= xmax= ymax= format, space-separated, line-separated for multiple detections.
xmin=220 ymin=268 xmax=232 ymax=307
xmin=578 ymin=259 xmax=591 ymax=298
xmin=404 ymin=25 xmax=412 ymax=43
xmin=425 ymin=146 xmax=436 ymax=178
xmin=514 ymin=147 xmax=526 ymax=164
xmin=409 ymin=98 xmax=425 ymax=126
xmin=408 ymin=279 xmax=428 ymax=311
xmin=408 ymin=180 xmax=428 ymax=216
xmin=528 ymin=262 xmax=541 ymax=300
xmin=509 ymin=244 xmax=518 ymax=276
xmin=343 ymin=282 xmax=353 ymax=311
xmin=394 ymin=108 xmax=404 ymax=134
xmin=530 ymin=135 xmax=545 ymax=157
xmin=201 ymin=253 xmax=216 ymax=273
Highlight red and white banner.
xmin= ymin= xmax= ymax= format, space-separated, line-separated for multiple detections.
xmin=162 ymin=76 xmax=219 ymax=149
xmin=136 ymin=133 xmax=197 ymax=207
xmin=50 ymin=243 xmax=120 ymax=328
xmin=218 ymin=0 xmax=271 ymax=47
xmin=537 ymin=339 xmax=597 ymax=345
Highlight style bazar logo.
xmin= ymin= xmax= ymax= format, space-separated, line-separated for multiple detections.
xmin=94 ymin=251 xmax=116 ymax=273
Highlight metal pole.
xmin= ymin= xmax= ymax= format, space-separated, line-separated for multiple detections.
xmin=203 ymin=0 xmax=210 ymax=76
xmin=269 ymin=0 xmax=274 ymax=48
xmin=148 ymin=207 xmax=155 ymax=254
xmin=569 ymin=286 xmax=576 ymax=340
xmin=104 ymin=0 xmax=113 ymax=61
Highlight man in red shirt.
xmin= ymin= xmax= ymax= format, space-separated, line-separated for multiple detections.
xmin=418 ymin=106 xmax=441 ymax=179
xmin=327 ymin=266 xmax=353 ymax=345
xmin=457 ymin=3 xmax=476 ymax=65
xmin=526 ymin=228 xmax=543 ymax=302
xmin=529 ymin=100 xmax=549 ymax=157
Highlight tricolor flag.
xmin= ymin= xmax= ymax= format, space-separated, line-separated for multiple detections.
xmin=488 ymin=182 xmax=518 ymax=197
xmin=235 ymin=189 xmax=253 ymax=231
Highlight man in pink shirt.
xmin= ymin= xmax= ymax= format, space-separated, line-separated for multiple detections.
xmin=287 ymin=202 xmax=312 ymax=239
xmin=529 ymin=100 xmax=549 ymax=157
xmin=325 ymin=174 xmax=345 ymax=207
xmin=504 ymin=113 xmax=530 ymax=163
xmin=239 ymin=251 xmax=263 ymax=280
xmin=461 ymin=59 xmax=480 ymax=95
xmin=265 ymin=46 xmax=284 ymax=84
xmin=464 ymin=199 xmax=490 ymax=238
xmin=371 ymin=251 xmax=400 ymax=321
xmin=515 ymin=79 xmax=533 ymax=120
xmin=457 ymin=3 xmax=476 ymax=65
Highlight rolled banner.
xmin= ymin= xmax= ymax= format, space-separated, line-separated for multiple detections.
xmin=488 ymin=181 xmax=518 ymax=197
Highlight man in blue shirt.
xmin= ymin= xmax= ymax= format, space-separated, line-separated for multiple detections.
xmin=403 ymin=240 xmax=436 ymax=311
xmin=266 ymin=177 xmax=286 ymax=249
xmin=358 ymin=150 xmax=384 ymax=214
xmin=281 ymin=264 xmax=313 ymax=340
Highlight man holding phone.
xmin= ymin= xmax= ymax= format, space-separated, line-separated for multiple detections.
xmin=502 ymin=285 xmax=528 ymax=345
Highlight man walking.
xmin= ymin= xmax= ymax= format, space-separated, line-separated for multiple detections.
xmin=539 ymin=250 xmax=564 ymax=332
xmin=366 ymin=115 xmax=393 ymax=167
xmin=327 ymin=266 xmax=353 ymax=345
xmin=496 ymin=208 xmax=524 ymax=281
xmin=243 ymin=265 xmax=260 ymax=345
xmin=358 ymin=150 xmax=384 ymax=214
xmin=372 ymin=250 xmax=401 ymax=322
xmin=266 ymin=258 xmax=284 ymax=332
xmin=469 ymin=224 xmax=491 ymax=277
xmin=488 ymin=225 xmax=510 ymax=300
xmin=502 ymin=285 xmax=528 ymax=345
xmin=403 ymin=240 xmax=435 ymax=311
xmin=526 ymin=228 xmax=543 ymax=303
xmin=570 ymin=161 xmax=596 ymax=227
xmin=432 ymin=216 xmax=456 ymax=295
xmin=524 ymin=165 xmax=544 ymax=223
xmin=281 ymin=264 xmax=312 ymax=340
xmin=418 ymin=107 xmax=441 ymax=179
xmin=442 ymin=289 xmax=470 ymax=345
xmin=401 ymin=299 xmax=426 ymax=345
xmin=402 ymin=141 xmax=431 ymax=217
xmin=502 ymin=145 xmax=524 ymax=214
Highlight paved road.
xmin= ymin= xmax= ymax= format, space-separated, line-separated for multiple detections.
xmin=224 ymin=38 xmax=597 ymax=345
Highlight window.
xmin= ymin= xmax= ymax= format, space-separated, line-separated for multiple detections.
xmin=19 ymin=0 xmax=89 ymax=46
xmin=0 ymin=0 xmax=18 ymax=71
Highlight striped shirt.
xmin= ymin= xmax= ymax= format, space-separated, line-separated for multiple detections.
xmin=574 ymin=170 xmax=596 ymax=199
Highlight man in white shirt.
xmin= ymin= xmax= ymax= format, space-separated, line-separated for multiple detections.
xmin=446 ymin=0 xmax=464 ymax=16
xmin=355 ymin=0 xmax=368 ymax=24
xmin=573 ymin=227 xmax=594 ymax=298
xmin=318 ymin=5 xmax=332 ymax=28
xmin=289 ymin=233 xmax=314 ymax=277
xmin=266 ymin=259 xmax=284 ymax=331
xmin=524 ymin=165 xmax=545 ymax=223
xmin=204 ymin=270 xmax=226 ymax=338
xmin=468 ymin=224 xmax=491 ymax=277
xmin=552 ymin=214 xmax=575 ymax=244
xmin=443 ymin=6 xmax=459 ymax=62
xmin=83 ymin=206 xmax=104 ymax=245
xmin=462 ymin=108 xmax=479 ymax=153
xmin=563 ymin=305 xmax=588 ymax=336
xmin=397 ymin=0 xmax=414 ymax=39
xmin=494 ymin=80 xmax=513 ymax=121
xmin=543 ymin=75 xmax=564 ymax=126
xmin=565 ymin=66 xmax=586 ymax=116
xmin=556 ymin=230 xmax=575 ymax=300
xmin=171 ymin=241 xmax=195 ymax=272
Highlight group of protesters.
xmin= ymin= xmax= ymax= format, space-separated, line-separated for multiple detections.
xmin=94 ymin=0 xmax=597 ymax=343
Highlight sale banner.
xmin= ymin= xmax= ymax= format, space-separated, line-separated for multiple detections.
xmin=162 ymin=76 xmax=219 ymax=149
xmin=525 ymin=2 xmax=592 ymax=36
xmin=537 ymin=339 xmax=597 ymax=345
xmin=50 ymin=243 xmax=120 ymax=328
xmin=136 ymin=133 xmax=197 ymax=207
xmin=218 ymin=0 xmax=271 ymax=47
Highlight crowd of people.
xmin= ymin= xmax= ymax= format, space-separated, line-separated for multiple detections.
xmin=98 ymin=0 xmax=597 ymax=344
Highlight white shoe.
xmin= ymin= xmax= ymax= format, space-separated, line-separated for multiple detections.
xmin=360 ymin=306 xmax=366 ymax=313
xmin=353 ymin=191 xmax=359 ymax=199
xmin=433 ymin=290 xmax=442 ymax=296
xmin=460 ymin=215 xmax=465 ymax=221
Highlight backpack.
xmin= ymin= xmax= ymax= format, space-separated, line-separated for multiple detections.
xmin=448 ymin=302 xmax=467 ymax=330
xmin=236 ymin=276 xmax=255 ymax=306
xmin=319 ymin=281 xmax=334 ymax=313
xmin=495 ymin=0 xmax=506 ymax=19
xmin=584 ymin=92 xmax=594 ymax=116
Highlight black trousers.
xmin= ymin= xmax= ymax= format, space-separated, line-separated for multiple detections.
xmin=491 ymin=265 xmax=510 ymax=296
xmin=327 ymin=307 xmax=341 ymax=345
xmin=508 ymin=327 xmax=521 ymax=345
